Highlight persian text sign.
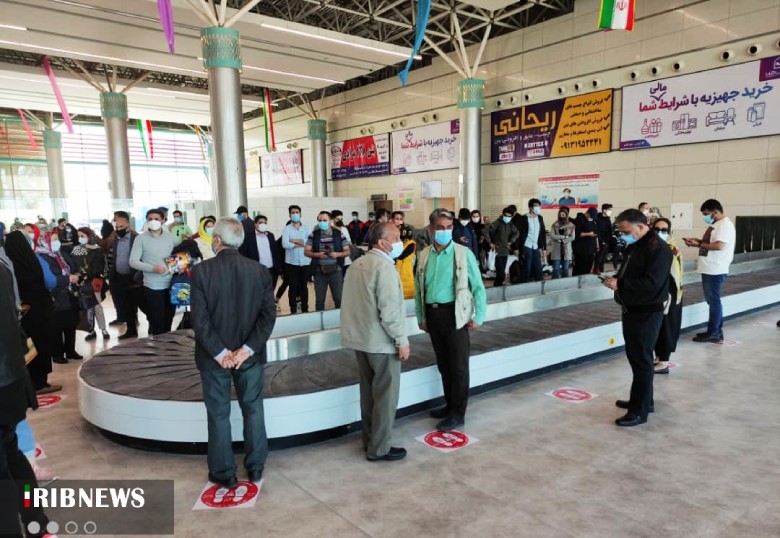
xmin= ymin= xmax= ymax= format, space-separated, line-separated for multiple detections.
xmin=330 ymin=134 xmax=390 ymax=180
xmin=538 ymin=173 xmax=600 ymax=209
xmin=491 ymin=89 xmax=613 ymax=163
xmin=391 ymin=120 xmax=460 ymax=174
xmin=621 ymin=56 xmax=780 ymax=150
xmin=260 ymin=150 xmax=303 ymax=187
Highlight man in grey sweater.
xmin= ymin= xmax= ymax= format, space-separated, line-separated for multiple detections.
xmin=341 ymin=222 xmax=409 ymax=462
xmin=130 ymin=208 xmax=180 ymax=336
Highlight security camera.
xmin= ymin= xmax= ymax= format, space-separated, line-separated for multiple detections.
xmin=574 ymin=82 xmax=582 ymax=91
xmin=509 ymin=96 xmax=518 ymax=104
xmin=747 ymin=44 xmax=761 ymax=56
xmin=496 ymin=99 xmax=504 ymax=107
xmin=432 ymin=113 xmax=439 ymax=121
xmin=558 ymin=86 xmax=566 ymax=95
xmin=368 ymin=126 xmax=374 ymax=134
xmin=630 ymin=70 xmax=639 ymax=80
xmin=592 ymin=79 xmax=601 ymax=88
xmin=721 ymin=50 xmax=733 ymax=61
xmin=651 ymin=66 xmax=662 ymax=75
xmin=673 ymin=61 xmax=685 ymax=71
xmin=360 ymin=128 xmax=366 ymax=135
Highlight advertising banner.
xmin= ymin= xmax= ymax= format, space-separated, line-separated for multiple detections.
xmin=330 ymin=133 xmax=390 ymax=180
xmin=538 ymin=173 xmax=600 ymax=210
xmin=391 ymin=120 xmax=460 ymax=174
xmin=620 ymin=55 xmax=780 ymax=150
xmin=490 ymin=89 xmax=613 ymax=164
xmin=260 ymin=150 xmax=303 ymax=187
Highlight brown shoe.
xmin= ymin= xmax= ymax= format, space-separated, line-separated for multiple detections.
xmin=36 ymin=384 xmax=62 ymax=395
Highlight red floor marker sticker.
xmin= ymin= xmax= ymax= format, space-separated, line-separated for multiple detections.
xmin=193 ymin=480 xmax=261 ymax=511
xmin=35 ymin=444 xmax=47 ymax=460
xmin=713 ymin=340 xmax=741 ymax=347
xmin=36 ymin=394 xmax=66 ymax=409
xmin=667 ymin=362 xmax=679 ymax=369
xmin=415 ymin=431 xmax=479 ymax=453
xmin=547 ymin=387 xmax=598 ymax=403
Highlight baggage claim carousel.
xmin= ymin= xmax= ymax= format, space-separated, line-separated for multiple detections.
xmin=79 ymin=252 xmax=780 ymax=450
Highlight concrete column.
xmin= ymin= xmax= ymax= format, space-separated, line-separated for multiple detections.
xmin=308 ymin=119 xmax=327 ymax=198
xmin=201 ymin=26 xmax=247 ymax=217
xmin=43 ymin=129 xmax=67 ymax=218
xmin=101 ymin=92 xmax=133 ymax=206
xmin=457 ymin=78 xmax=485 ymax=211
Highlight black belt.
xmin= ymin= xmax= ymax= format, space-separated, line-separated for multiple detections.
xmin=426 ymin=302 xmax=454 ymax=309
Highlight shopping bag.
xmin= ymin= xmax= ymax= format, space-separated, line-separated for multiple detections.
xmin=487 ymin=250 xmax=497 ymax=272
xmin=24 ymin=338 xmax=37 ymax=365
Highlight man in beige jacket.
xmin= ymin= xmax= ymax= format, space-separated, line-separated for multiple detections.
xmin=341 ymin=222 xmax=410 ymax=462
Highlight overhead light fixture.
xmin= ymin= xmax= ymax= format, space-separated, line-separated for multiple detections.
xmin=243 ymin=65 xmax=343 ymax=84
xmin=0 ymin=74 xmax=86 ymax=89
xmin=0 ymin=23 xmax=27 ymax=31
xmin=263 ymin=24 xmax=422 ymax=61
xmin=0 ymin=40 xmax=204 ymax=76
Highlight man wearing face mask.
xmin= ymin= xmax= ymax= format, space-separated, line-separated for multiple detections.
xmin=253 ymin=215 xmax=281 ymax=290
xmin=341 ymin=222 xmax=410 ymax=462
xmin=482 ymin=207 xmax=520 ymax=287
xmin=129 ymin=208 xmax=180 ymax=336
xmin=513 ymin=199 xmax=548 ymax=283
xmin=683 ymin=199 xmax=735 ymax=343
xmin=281 ymin=205 xmax=311 ymax=314
xmin=347 ymin=211 xmax=363 ymax=244
xmin=549 ymin=207 xmax=575 ymax=279
xmin=305 ymin=211 xmax=350 ymax=311
xmin=359 ymin=212 xmax=375 ymax=244
xmin=596 ymin=204 xmax=614 ymax=273
xmin=235 ymin=206 xmax=260 ymax=262
xmin=416 ymin=209 xmax=487 ymax=432
xmin=452 ymin=208 xmax=479 ymax=259
xmin=602 ymin=209 xmax=672 ymax=427
xmin=109 ymin=211 xmax=141 ymax=338
xmin=168 ymin=210 xmax=193 ymax=241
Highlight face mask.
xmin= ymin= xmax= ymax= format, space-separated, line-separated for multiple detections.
xmin=174 ymin=217 xmax=182 ymax=223
xmin=204 ymin=227 xmax=213 ymax=236
xmin=352 ymin=216 xmax=358 ymax=222
xmin=656 ymin=231 xmax=670 ymax=242
xmin=389 ymin=241 xmax=404 ymax=259
xmin=235 ymin=213 xmax=244 ymax=222
xmin=532 ymin=206 xmax=541 ymax=215
xmin=434 ymin=229 xmax=453 ymax=245
xmin=703 ymin=214 xmax=714 ymax=225
xmin=459 ymin=219 xmax=469 ymax=227
xmin=471 ymin=217 xmax=480 ymax=224
xmin=605 ymin=210 xmax=612 ymax=217
xmin=642 ymin=210 xmax=650 ymax=217
xmin=369 ymin=217 xmax=375 ymax=222
xmin=318 ymin=221 xmax=330 ymax=231
xmin=79 ymin=237 xmax=88 ymax=245
xmin=50 ymin=240 xmax=61 ymax=252
xmin=148 ymin=220 xmax=162 ymax=231
xmin=502 ymin=216 xmax=512 ymax=224
xmin=257 ymin=223 xmax=268 ymax=233
xmin=116 ymin=228 xmax=127 ymax=238
xmin=28 ymin=232 xmax=36 ymax=241
xmin=559 ymin=215 xmax=568 ymax=222
xmin=290 ymin=214 xmax=301 ymax=223
xmin=621 ymin=233 xmax=638 ymax=246
xmin=335 ymin=218 xmax=343 ymax=225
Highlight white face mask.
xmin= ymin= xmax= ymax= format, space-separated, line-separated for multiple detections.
xmin=147 ymin=220 xmax=162 ymax=231
xmin=642 ymin=209 xmax=650 ymax=216
xmin=78 ymin=237 xmax=89 ymax=245
xmin=459 ymin=219 xmax=469 ymax=227
xmin=257 ymin=223 xmax=268 ymax=233
xmin=471 ymin=217 xmax=480 ymax=223
xmin=605 ymin=210 xmax=612 ymax=217
xmin=50 ymin=240 xmax=61 ymax=252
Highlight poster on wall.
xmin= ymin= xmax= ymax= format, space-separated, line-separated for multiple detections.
xmin=330 ymin=134 xmax=390 ymax=180
xmin=260 ymin=150 xmax=303 ymax=187
xmin=620 ymin=55 xmax=780 ymax=149
xmin=398 ymin=188 xmax=414 ymax=211
xmin=490 ymin=89 xmax=613 ymax=164
xmin=538 ymin=173 xmax=600 ymax=209
xmin=391 ymin=120 xmax=460 ymax=174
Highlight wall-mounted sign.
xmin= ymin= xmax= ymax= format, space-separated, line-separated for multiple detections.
xmin=538 ymin=173 xmax=600 ymax=210
xmin=391 ymin=120 xmax=460 ymax=174
xmin=490 ymin=89 xmax=613 ymax=163
xmin=421 ymin=179 xmax=442 ymax=199
xmin=398 ymin=188 xmax=414 ymax=211
xmin=330 ymin=133 xmax=390 ymax=180
xmin=621 ymin=55 xmax=780 ymax=150
xmin=260 ymin=150 xmax=303 ymax=187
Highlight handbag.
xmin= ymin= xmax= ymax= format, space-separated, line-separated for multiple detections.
xmin=486 ymin=250 xmax=497 ymax=272
xmin=78 ymin=282 xmax=98 ymax=310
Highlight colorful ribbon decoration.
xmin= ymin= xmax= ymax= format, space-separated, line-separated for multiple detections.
xmin=157 ymin=0 xmax=175 ymax=53
xmin=398 ymin=0 xmax=431 ymax=86
xmin=263 ymin=88 xmax=276 ymax=152
xmin=194 ymin=125 xmax=206 ymax=160
xmin=17 ymin=109 xmax=37 ymax=150
xmin=42 ymin=56 xmax=73 ymax=134
xmin=146 ymin=120 xmax=154 ymax=159
xmin=136 ymin=119 xmax=149 ymax=159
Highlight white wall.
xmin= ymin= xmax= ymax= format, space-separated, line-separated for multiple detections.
xmin=243 ymin=0 xmax=780 ymax=248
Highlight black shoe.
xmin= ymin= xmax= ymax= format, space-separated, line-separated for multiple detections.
xmin=367 ymin=447 xmax=407 ymax=462
xmin=52 ymin=357 xmax=68 ymax=364
xmin=102 ymin=330 xmax=110 ymax=340
xmin=777 ymin=320 xmax=780 ymax=327
xmin=692 ymin=333 xmax=723 ymax=343
xmin=615 ymin=400 xmax=654 ymax=413
xmin=615 ymin=413 xmax=647 ymax=427
xmin=654 ymin=366 xmax=669 ymax=375
xmin=68 ymin=352 xmax=83 ymax=361
xmin=118 ymin=332 xmax=138 ymax=341
xmin=429 ymin=406 xmax=449 ymax=419
xmin=208 ymin=473 xmax=238 ymax=488
xmin=85 ymin=331 xmax=97 ymax=341
xmin=695 ymin=331 xmax=708 ymax=338
xmin=436 ymin=415 xmax=465 ymax=432
xmin=109 ymin=319 xmax=125 ymax=326
xmin=247 ymin=469 xmax=264 ymax=483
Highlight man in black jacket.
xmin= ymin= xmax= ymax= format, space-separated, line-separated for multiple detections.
xmin=252 ymin=214 xmax=282 ymax=290
xmin=236 ymin=205 xmax=260 ymax=262
xmin=0 ymin=263 xmax=51 ymax=537
xmin=190 ymin=218 xmax=276 ymax=488
xmin=603 ymin=209 xmax=672 ymax=427
xmin=512 ymin=199 xmax=547 ymax=283
xmin=595 ymin=203 xmax=614 ymax=272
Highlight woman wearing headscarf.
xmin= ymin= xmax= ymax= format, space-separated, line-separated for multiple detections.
xmin=652 ymin=218 xmax=683 ymax=374
xmin=71 ymin=227 xmax=110 ymax=341
xmin=194 ymin=216 xmax=216 ymax=261
xmin=572 ymin=208 xmax=600 ymax=276
xmin=37 ymin=231 xmax=81 ymax=364
xmin=3 ymin=231 xmax=61 ymax=394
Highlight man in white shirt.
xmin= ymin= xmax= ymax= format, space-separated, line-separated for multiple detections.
xmin=684 ymin=199 xmax=736 ymax=343
xmin=253 ymin=215 xmax=280 ymax=290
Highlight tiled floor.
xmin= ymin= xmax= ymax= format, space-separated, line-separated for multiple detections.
xmin=28 ymin=303 xmax=780 ymax=538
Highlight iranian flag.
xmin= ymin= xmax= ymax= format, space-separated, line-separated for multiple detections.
xmin=598 ymin=0 xmax=636 ymax=31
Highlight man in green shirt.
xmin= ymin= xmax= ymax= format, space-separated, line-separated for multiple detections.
xmin=415 ymin=208 xmax=487 ymax=432
xmin=168 ymin=210 xmax=193 ymax=241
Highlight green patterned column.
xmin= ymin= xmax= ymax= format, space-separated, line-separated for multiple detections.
xmin=308 ymin=119 xmax=327 ymax=197
xmin=457 ymin=78 xmax=485 ymax=109
xmin=201 ymin=26 xmax=246 ymax=216
xmin=100 ymin=92 xmax=133 ymax=201
xmin=457 ymin=78 xmax=485 ymax=211
xmin=43 ymin=129 xmax=66 ymax=214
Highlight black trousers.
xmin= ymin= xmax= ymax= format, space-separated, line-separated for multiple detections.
xmin=51 ymin=309 xmax=78 ymax=360
xmin=108 ymin=275 xmax=126 ymax=322
xmin=596 ymin=245 xmax=609 ymax=273
xmin=144 ymin=287 xmax=174 ymax=336
xmin=426 ymin=304 xmax=471 ymax=417
xmin=573 ymin=252 xmax=595 ymax=275
xmin=21 ymin=303 xmax=53 ymax=390
xmin=494 ymin=255 xmax=508 ymax=286
xmin=111 ymin=273 xmax=139 ymax=330
xmin=285 ymin=264 xmax=309 ymax=313
xmin=622 ymin=311 xmax=664 ymax=418
xmin=655 ymin=293 xmax=683 ymax=361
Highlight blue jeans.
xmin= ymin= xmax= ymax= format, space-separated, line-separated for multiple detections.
xmin=521 ymin=247 xmax=543 ymax=283
xmin=702 ymin=274 xmax=727 ymax=337
xmin=552 ymin=260 xmax=570 ymax=279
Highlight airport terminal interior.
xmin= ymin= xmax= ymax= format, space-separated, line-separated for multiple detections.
xmin=1 ymin=0 xmax=780 ymax=536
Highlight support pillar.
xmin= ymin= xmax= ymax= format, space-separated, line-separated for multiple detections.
xmin=43 ymin=129 xmax=67 ymax=219
xmin=101 ymin=92 xmax=133 ymax=211
xmin=457 ymin=78 xmax=485 ymax=211
xmin=201 ymin=27 xmax=247 ymax=217
xmin=308 ymin=119 xmax=327 ymax=198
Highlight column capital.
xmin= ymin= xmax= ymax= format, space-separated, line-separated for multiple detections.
xmin=307 ymin=119 xmax=327 ymax=141
xmin=457 ymin=78 xmax=485 ymax=109
xmin=201 ymin=27 xmax=242 ymax=71
xmin=43 ymin=129 xmax=62 ymax=150
xmin=100 ymin=92 xmax=128 ymax=119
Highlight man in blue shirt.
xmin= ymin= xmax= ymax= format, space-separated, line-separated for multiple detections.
xmin=558 ymin=188 xmax=576 ymax=206
xmin=281 ymin=205 xmax=312 ymax=314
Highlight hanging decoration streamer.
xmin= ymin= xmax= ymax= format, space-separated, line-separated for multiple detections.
xmin=17 ymin=109 xmax=37 ymax=150
xmin=145 ymin=120 xmax=154 ymax=159
xmin=261 ymin=103 xmax=270 ymax=151
xmin=398 ymin=0 xmax=431 ymax=86
xmin=157 ymin=0 xmax=175 ymax=53
xmin=264 ymin=88 xmax=277 ymax=151
xmin=136 ymin=119 xmax=149 ymax=159
xmin=194 ymin=125 xmax=206 ymax=160
xmin=42 ymin=56 xmax=74 ymax=134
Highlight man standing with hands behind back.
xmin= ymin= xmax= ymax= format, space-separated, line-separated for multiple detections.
xmin=191 ymin=218 xmax=276 ymax=488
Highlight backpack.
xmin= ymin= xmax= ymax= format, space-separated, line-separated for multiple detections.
xmin=170 ymin=273 xmax=191 ymax=306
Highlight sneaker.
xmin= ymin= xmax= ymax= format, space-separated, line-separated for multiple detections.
xmin=85 ymin=332 xmax=97 ymax=341
xmin=692 ymin=333 xmax=723 ymax=343
xmin=102 ymin=330 xmax=110 ymax=340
